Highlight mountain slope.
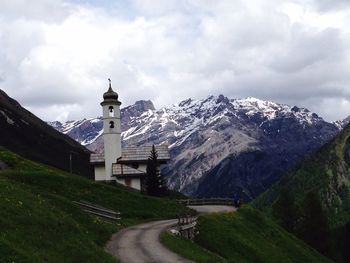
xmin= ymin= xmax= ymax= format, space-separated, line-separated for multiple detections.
xmin=0 ymin=89 xmax=91 ymax=177
xmin=162 ymin=206 xmax=332 ymax=263
xmin=0 ymin=146 xmax=182 ymax=263
xmin=51 ymin=95 xmax=339 ymax=200
xmin=254 ymin=123 xmax=350 ymax=226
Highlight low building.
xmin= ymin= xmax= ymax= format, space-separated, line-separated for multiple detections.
xmin=90 ymin=80 xmax=170 ymax=191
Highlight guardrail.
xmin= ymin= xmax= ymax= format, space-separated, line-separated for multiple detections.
xmin=178 ymin=198 xmax=237 ymax=206
xmin=175 ymin=210 xmax=198 ymax=240
xmin=73 ymin=200 xmax=121 ymax=222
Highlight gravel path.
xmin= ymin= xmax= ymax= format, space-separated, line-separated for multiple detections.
xmin=106 ymin=219 xmax=194 ymax=263
xmin=188 ymin=205 xmax=236 ymax=214
xmin=106 ymin=205 xmax=235 ymax=263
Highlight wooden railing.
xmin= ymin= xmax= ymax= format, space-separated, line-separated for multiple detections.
xmin=73 ymin=200 xmax=121 ymax=222
xmin=176 ymin=210 xmax=198 ymax=240
xmin=178 ymin=198 xmax=237 ymax=206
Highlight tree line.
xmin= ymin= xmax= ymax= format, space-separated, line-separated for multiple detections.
xmin=272 ymin=188 xmax=350 ymax=262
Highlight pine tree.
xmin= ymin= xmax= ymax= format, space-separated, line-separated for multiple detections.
xmin=298 ymin=191 xmax=332 ymax=257
xmin=144 ymin=145 xmax=168 ymax=197
xmin=343 ymin=221 xmax=350 ymax=262
xmin=272 ymin=187 xmax=299 ymax=233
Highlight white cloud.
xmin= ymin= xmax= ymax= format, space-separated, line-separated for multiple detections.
xmin=0 ymin=0 xmax=350 ymax=122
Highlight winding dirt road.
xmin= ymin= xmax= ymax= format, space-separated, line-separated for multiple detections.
xmin=106 ymin=205 xmax=235 ymax=263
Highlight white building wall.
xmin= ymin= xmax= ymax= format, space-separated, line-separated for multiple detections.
xmin=116 ymin=177 xmax=141 ymax=190
xmin=131 ymin=178 xmax=141 ymax=190
xmin=94 ymin=166 xmax=106 ymax=181
xmin=138 ymin=164 xmax=162 ymax=173
xmin=138 ymin=164 xmax=147 ymax=173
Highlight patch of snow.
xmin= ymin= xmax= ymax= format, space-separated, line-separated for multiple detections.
xmin=0 ymin=110 xmax=15 ymax=125
xmin=81 ymin=129 xmax=104 ymax=145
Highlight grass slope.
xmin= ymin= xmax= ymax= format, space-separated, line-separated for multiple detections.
xmin=0 ymin=89 xmax=91 ymax=177
xmin=161 ymin=232 xmax=225 ymax=263
xmin=253 ymin=124 xmax=350 ymax=227
xmin=163 ymin=207 xmax=332 ymax=263
xmin=0 ymin=147 xmax=183 ymax=263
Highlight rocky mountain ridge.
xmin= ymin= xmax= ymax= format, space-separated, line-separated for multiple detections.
xmin=50 ymin=95 xmax=341 ymax=199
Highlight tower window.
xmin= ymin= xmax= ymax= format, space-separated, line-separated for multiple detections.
xmin=109 ymin=121 xmax=114 ymax=128
xmin=109 ymin=106 xmax=114 ymax=117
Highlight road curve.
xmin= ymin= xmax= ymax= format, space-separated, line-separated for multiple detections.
xmin=106 ymin=206 xmax=235 ymax=263
xmin=188 ymin=205 xmax=236 ymax=214
xmin=106 ymin=219 xmax=194 ymax=263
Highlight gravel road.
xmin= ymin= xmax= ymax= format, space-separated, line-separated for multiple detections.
xmin=106 ymin=219 xmax=194 ymax=263
xmin=106 ymin=205 xmax=235 ymax=263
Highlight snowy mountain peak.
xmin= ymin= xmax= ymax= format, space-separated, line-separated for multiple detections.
xmin=229 ymin=97 xmax=323 ymax=125
xmin=334 ymin=115 xmax=350 ymax=130
xmin=49 ymin=95 xmax=340 ymax=199
xmin=50 ymin=95 xmax=331 ymax=150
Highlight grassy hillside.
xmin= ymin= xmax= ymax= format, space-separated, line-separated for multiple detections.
xmin=0 ymin=147 xmax=183 ymax=263
xmin=252 ymin=125 xmax=350 ymax=262
xmin=161 ymin=232 xmax=226 ymax=263
xmin=253 ymin=124 xmax=350 ymax=227
xmin=163 ymin=206 xmax=332 ymax=263
xmin=0 ymin=89 xmax=91 ymax=177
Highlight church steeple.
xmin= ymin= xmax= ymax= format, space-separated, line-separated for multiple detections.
xmin=101 ymin=78 xmax=122 ymax=181
xmin=102 ymin=78 xmax=120 ymax=104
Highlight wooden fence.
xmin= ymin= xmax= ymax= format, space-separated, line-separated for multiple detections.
xmin=178 ymin=198 xmax=237 ymax=206
xmin=176 ymin=210 xmax=198 ymax=240
xmin=73 ymin=200 xmax=121 ymax=222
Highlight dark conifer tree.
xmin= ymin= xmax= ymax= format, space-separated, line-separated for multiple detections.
xmin=343 ymin=221 xmax=350 ymax=262
xmin=298 ymin=191 xmax=332 ymax=257
xmin=144 ymin=145 xmax=168 ymax=197
xmin=272 ymin=187 xmax=299 ymax=233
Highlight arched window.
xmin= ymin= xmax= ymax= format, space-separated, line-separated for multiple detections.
xmin=109 ymin=121 xmax=114 ymax=128
xmin=109 ymin=106 xmax=114 ymax=117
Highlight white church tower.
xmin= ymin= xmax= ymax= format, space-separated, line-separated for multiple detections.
xmin=101 ymin=79 xmax=122 ymax=181
xmin=90 ymin=79 xmax=170 ymax=189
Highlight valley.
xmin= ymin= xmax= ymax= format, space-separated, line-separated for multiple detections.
xmin=2 ymin=1 xmax=350 ymax=262
xmin=50 ymin=95 xmax=341 ymax=200
xmin=1 ymin=89 xmax=349 ymax=263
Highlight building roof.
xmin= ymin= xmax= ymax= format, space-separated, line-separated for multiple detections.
xmin=101 ymin=79 xmax=121 ymax=106
xmin=90 ymin=145 xmax=170 ymax=164
xmin=103 ymin=79 xmax=119 ymax=101
xmin=119 ymin=145 xmax=170 ymax=163
xmin=112 ymin=163 xmax=145 ymax=178
xmin=90 ymin=153 xmax=105 ymax=164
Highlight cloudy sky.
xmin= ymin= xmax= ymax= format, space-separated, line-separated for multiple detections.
xmin=1 ymin=0 xmax=350 ymax=122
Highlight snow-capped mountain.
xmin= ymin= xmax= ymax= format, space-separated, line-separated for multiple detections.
xmin=334 ymin=115 xmax=350 ymax=129
xmin=50 ymin=95 xmax=340 ymax=200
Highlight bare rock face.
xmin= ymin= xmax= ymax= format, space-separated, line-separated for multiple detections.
xmin=50 ymin=96 xmax=340 ymax=200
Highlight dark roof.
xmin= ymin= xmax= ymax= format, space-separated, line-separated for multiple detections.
xmin=90 ymin=153 xmax=104 ymax=164
xmin=90 ymin=145 xmax=170 ymax=164
xmin=103 ymin=79 xmax=119 ymax=101
xmin=112 ymin=163 xmax=145 ymax=178
xmin=119 ymin=145 xmax=170 ymax=163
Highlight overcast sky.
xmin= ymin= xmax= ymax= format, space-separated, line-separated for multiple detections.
xmin=1 ymin=0 xmax=350 ymax=122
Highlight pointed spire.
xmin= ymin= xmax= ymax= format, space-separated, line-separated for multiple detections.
xmin=108 ymin=78 xmax=112 ymax=91
xmin=103 ymin=78 xmax=119 ymax=101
